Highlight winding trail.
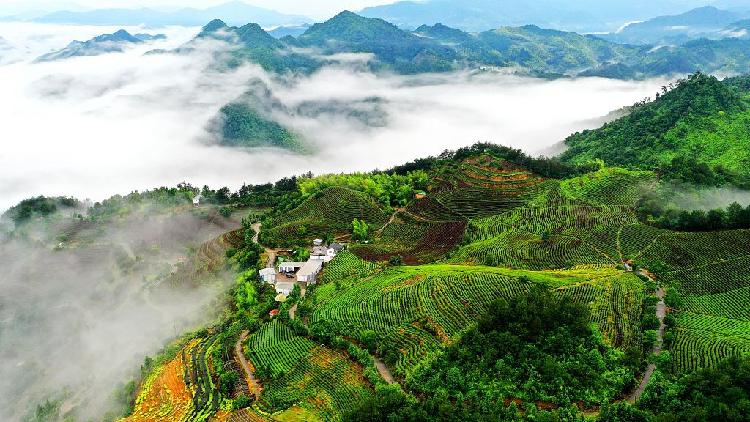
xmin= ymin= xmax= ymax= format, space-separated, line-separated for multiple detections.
xmin=373 ymin=356 xmax=396 ymax=384
xmin=629 ymin=283 xmax=666 ymax=403
xmin=235 ymin=330 xmax=262 ymax=398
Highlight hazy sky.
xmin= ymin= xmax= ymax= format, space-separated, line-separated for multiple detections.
xmin=0 ymin=0 xmax=399 ymax=18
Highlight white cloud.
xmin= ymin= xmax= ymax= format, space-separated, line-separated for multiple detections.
xmin=0 ymin=22 xmax=667 ymax=215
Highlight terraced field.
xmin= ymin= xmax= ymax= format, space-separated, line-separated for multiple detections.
xmin=185 ymin=336 xmax=224 ymax=421
xmin=670 ymin=312 xmax=750 ymax=373
xmin=195 ymin=229 xmax=246 ymax=272
xmin=245 ymin=320 xmax=372 ymax=421
xmin=261 ymin=187 xmax=390 ymax=247
xmin=559 ymin=167 xmax=656 ymax=206
xmin=309 ymin=264 xmax=644 ymax=378
xmin=124 ymin=340 xmax=199 ymax=422
xmin=246 ymin=321 xmax=317 ymax=378
xmin=317 ymin=251 xmax=380 ymax=285
xmin=454 ymin=202 xmax=637 ymax=269
xmin=351 ymin=211 xmax=466 ymax=264
xmin=426 ymin=155 xmax=546 ymax=218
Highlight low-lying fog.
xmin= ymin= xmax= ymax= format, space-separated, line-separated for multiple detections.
xmin=0 ymin=22 xmax=669 ymax=213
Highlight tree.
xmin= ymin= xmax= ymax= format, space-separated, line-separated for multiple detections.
xmin=598 ymin=402 xmax=650 ymax=422
xmin=352 ymin=219 xmax=370 ymax=242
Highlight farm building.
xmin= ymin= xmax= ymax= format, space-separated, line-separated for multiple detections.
xmin=311 ymin=244 xmax=341 ymax=263
xmin=259 ymin=268 xmax=276 ymax=283
xmin=313 ymin=239 xmax=324 ymax=246
xmin=192 ymin=194 xmax=203 ymax=206
xmin=279 ymin=262 xmax=305 ymax=273
xmin=330 ymin=243 xmax=344 ymax=253
xmin=297 ymin=260 xmax=323 ymax=284
xmin=275 ymin=281 xmax=296 ymax=296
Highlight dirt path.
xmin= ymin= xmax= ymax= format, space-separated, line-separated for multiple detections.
xmin=376 ymin=208 xmax=404 ymax=236
xmin=629 ymin=285 xmax=666 ymax=403
xmin=251 ymin=222 xmax=279 ymax=268
xmin=235 ymin=330 xmax=262 ymax=398
xmin=373 ymin=356 xmax=395 ymax=384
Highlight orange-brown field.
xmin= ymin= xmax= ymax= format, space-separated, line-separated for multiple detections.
xmin=121 ymin=340 xmax=198 ymax=422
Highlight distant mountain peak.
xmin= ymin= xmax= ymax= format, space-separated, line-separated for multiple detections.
xmin=35 ymin=28 xmax=162 ymax=62
xmin=202 ymin=19 xmax=229 ymax=32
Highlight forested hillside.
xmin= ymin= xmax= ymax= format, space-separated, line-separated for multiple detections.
xmin=562 ymin=73 xmax=750 ymax=187
xmin=170 ymin=11 xmax=750 ymax=80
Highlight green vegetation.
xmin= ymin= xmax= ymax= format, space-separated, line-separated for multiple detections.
xmin=637 ymin=356 xmax=750 ymax=421
xmin=37 ymin=133 xmax=750 ymax=421
xmin=307 ymin=264 xmax=644 ymax=380
xmin=2 ymin=196 xmax=79 ymax=226
xmin=260 ymin=186 xmax=390 ymax=247
xmin=562 ymin=73 xmax=750 ymax=187
xmin=638 ymin=197 xmax=750 ymax=232
xmin=219 ymin=103 xmax=306 ymax=152
xmin=298 ymin=11 xmax=457 ymax=74
xmin=348 ymin=287 xmax=637 ymax=420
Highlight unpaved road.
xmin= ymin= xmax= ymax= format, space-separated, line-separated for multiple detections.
xmin=373 ymin=356 xmax=395 ymax=384
xmin=235 ymin=330 xmax=261 ymax=398
xmin=629 ymin=286 xmax=666 ymax=403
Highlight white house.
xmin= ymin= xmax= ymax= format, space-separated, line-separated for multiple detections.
xmin=313 ymin=239 xmax=324 ymax=246
xmin=192 ymin=194 xmax=203 ymax=207
xmin=297 ymin=260 xmax=323 ymax=284
xmin=259 ymin=268 xmax=276 ymax=283
xmin=279 ymin=262 xmax=305 ymax=273
xmin=275 ymin=281 xmax=296 ymax=296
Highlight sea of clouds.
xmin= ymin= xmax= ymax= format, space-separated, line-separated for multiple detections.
xmin=0 ymin=22 xmax=670 ymax=213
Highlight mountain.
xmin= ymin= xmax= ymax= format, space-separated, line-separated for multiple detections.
xmin=183 ymin=19 xmax=319 ymax=74
xmin=723 ymin=18 xmax=750 ymax=38
xmin=35 ymin=29 xmax=165 ymax=62
xmin=359 ymin=0 xmax=750 ymax=33
xmin=474 ymin=25 xmax=642 ymax=76
xmin=561 ymin=73 xmax=750 ymax=186
xmin=171 ymin=12 xmax=750 ymax=79
xmin=30 ymin=1 xmax=308 ymax=27
xmin=297 ymin=11 xmax=458 ymax=74
xmin=603 ymin=6 xmax=749 ymax=45
xmin=67 ymin=140 xmax=750 ymax=421
xmin=413 ymin=23 xmax=476 ymax=44
xmin=268 ymin=24 xmax=311 ymax=39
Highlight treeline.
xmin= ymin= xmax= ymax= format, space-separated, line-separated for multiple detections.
xmin=638 ymin=200 xmax=750 ymax=232
xmin=297 ymin=172 xmax=429 ymax=207
xmin=388 ymin=142 xmax=598 ymax=180
xmin=2 ymin=196 xmax=80 ymax=226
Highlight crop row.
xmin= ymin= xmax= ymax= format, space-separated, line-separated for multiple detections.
xmin=266 ymin=187 xmax=389 ymax=232
xmin=670 ymin=312 xmax=750 ymax=373
xmin=318 ymin=251 xmax=379 ymax=285
xmin=259 ymin=346 xmax=372 ymax=421
xmin=680 ymin=286 xmax=750 ymax=321
xmin=556 ymin=273 xmax=645 ymax=348
xmin=247 ymin=322 xmax=315 ymax=378
xmin=185 ymin=336 xmax=222 ymax=421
